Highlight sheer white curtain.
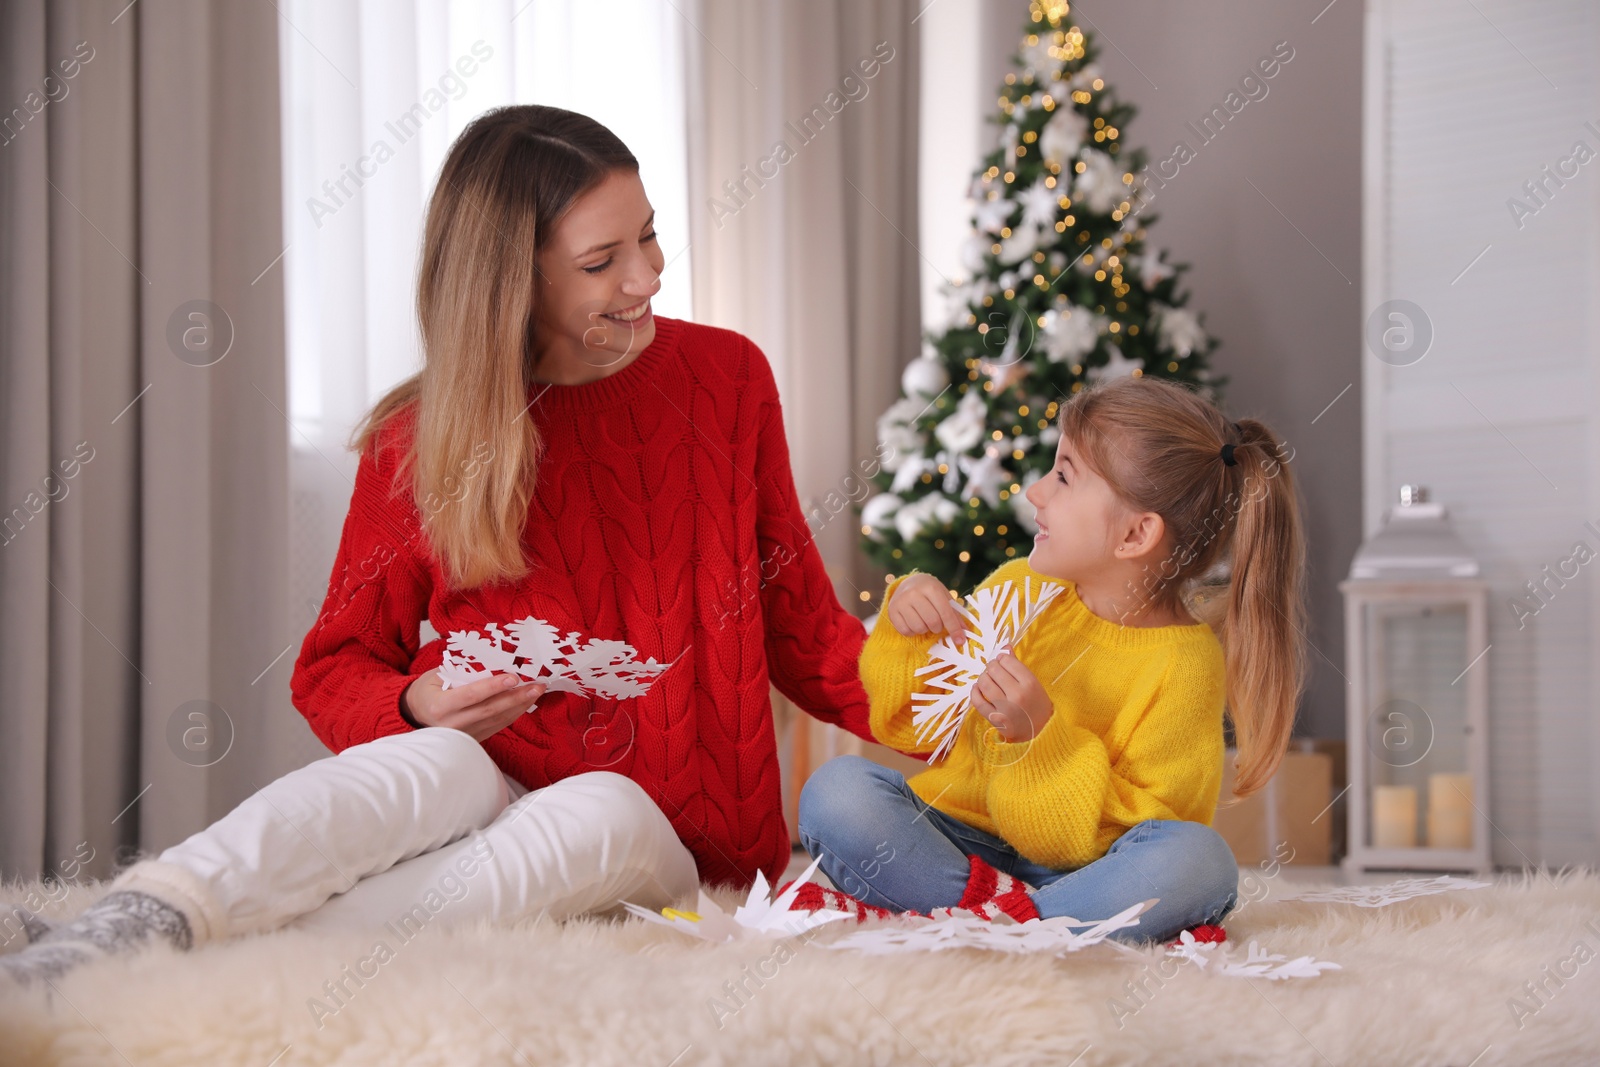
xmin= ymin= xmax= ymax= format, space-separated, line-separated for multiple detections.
xmin=278 ymin=1 xmax=692 ymax=763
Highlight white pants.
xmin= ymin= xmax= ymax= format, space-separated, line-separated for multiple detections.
xmin=108 ymin=727 xmax=700 ymax=946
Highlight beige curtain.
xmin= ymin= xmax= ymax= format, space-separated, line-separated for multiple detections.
xmin=684 ymin=0 xmax=926 ymax=828
xmin=0 ymin=0 xmax=296 ymax=883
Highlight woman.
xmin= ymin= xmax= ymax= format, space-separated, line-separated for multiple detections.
xmin=3 ymin=106 xmax=876 ymax=984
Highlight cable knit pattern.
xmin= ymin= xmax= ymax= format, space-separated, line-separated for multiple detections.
xmin=290 ymin=317 xmax=876 ymax=889
xmin=862 ymin=558 xmax=1227 ymax=870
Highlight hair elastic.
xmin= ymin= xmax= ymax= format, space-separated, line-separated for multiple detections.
xmin=1219 ymin=442 xmax=1237 ymax=467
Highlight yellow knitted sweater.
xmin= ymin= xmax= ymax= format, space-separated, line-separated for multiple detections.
xmin=862 ymin=558 xmax=1227 ymax=870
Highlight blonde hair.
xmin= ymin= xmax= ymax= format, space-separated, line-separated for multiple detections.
xmin=1058 ymin=376 xmax=1308 ymax=799
xmin=352 ymin=106 xmax=639 ymax=590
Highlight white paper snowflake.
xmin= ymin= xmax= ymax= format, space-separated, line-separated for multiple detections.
xmin=620 ymin=855 xmax=852 ymax=943
xmin=1275 ymin=874 xmax=1491 ymax=908
xmin=438 ymin=617 xmax=677 ymax=700
xmin=822 ymin=897 xmax=1156 ymax=956
xmin=910 ymin=576 xmax=1065 ymax=762
xmin=1166 ymin=931 xmax=1341 ymax=980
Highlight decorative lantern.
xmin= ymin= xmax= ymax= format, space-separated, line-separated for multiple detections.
xmin=1340 ymin=486 xmax=1492 ymax=874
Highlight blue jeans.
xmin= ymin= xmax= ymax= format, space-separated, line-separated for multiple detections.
xmin=797 ymin=755 xmax=1239 ymax=944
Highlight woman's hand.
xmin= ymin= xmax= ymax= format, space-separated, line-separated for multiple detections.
xmin=402 ymin=670 xmax=548 ymax=742
xmin=886 ymin=573 xmax=970 ymax=642
xmin=972 ymin=653 xmax=1053 ymax=743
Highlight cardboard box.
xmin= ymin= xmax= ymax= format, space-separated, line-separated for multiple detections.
xmin=1213 ymin=743 xmax=1338 ymax=867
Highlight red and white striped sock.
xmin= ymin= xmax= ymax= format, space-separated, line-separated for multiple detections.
xmin=781 ymin=855 xmax=1043 ymax=925
xmin=1168 ymin=923 xmax=1228 ymax=947
xmin=947 ymin=854 xmax=1040 ymax=922
xmin=779 ymin=879 xmax=901 ymax=923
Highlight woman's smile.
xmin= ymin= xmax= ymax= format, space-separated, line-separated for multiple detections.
xmin=602 ymin=299 xmax=652 ymax=324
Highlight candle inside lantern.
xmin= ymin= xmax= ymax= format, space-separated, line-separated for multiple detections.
xmin=1373 ymin=785 xmax=1418 ymax=848
xmin=1426 ymin=772 xmax=1473 ymax=849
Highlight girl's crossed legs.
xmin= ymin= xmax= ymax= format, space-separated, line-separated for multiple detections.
xmin=797 ymin=755 xmax=1239 ymax=944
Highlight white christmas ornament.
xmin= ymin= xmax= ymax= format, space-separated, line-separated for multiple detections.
xmin=1018 ymin=34 xmax=1060 ymax=80
xmin=901 ymin=356 xmax=950 ymax=399
xmin=909 ymin=576 xmax=1065 ymax=762
xmin=1132 ymin=249 xmax=1173 ymax=288
xmin=1073 ymin=148 xmax=1125 ymax=215
xmin=942 ymin=291 xmax=973 ymax=331
xmin=1019 ymin=179 xmax=1059 ymax=230
xmin=860 ymin=494 xmax=903 ymax=542
xmin=1155 ymin=304 xmax=1207 ymax=358
xmin=622 ymin=855 xmax=851 ymax=943
xmin=959 ymin=447 xmax=1011 ymax=509
xmin=961 ymin=232 xmax=993 ymax=275
xmin=998 ymin=222 xmax=1045 ymax=266
xmin=1042 ymin=307 xmax=1105 ymax=364
xmin=1088 ymin=344 xmax=1144 ymax=382
xmin=439 ymin=618 xmax=676 ymax=700
xmin=973 ymin=195 xmax=1014 ymax=236
xmin=1040 ymin=106 xmax=1088 ymax=168
xmin=890 ymin=452 xmax=937 ymax=495
xmin=934 ymin=391 xmax=988 ymax=453
xmin=893 ymin=492 xmax=960 ymax=542
xmin=877 ymin=396 xmax=929 ymax=472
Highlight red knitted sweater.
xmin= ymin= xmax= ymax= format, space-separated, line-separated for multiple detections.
xmin=289 ymin=317 xmax=877 ymax=889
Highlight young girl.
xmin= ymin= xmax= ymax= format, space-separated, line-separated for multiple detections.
xmin=790 ymin=376 xmax=1306 ymax=944
xmin=2 ymin=106 xmax=878 ymax=985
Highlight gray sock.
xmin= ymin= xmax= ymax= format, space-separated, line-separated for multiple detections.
xmin=3 ymin=905 xmax=55 ymax=949
xmin=1 ymin=890 xmax=193 ymax=988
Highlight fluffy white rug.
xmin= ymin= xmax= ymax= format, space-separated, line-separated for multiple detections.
xmin=1 ymin=867 xmax=1596 ymax=1066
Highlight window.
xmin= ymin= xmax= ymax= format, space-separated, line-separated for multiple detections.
xmin=277 ymin=0 xmax=692 ymax=634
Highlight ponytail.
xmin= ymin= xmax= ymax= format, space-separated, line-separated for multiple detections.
xmin=1058 ymin=378 xmax=1308 ymax=800
xmin=1217 ymin=419 xmax=1307 ymax=797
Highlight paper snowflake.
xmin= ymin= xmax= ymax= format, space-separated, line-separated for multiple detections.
xmin=438 ymin=616 xmax=678 ymax=700
xmin=1166 ymin=931 xmax=1341 ymax=980
xmin=1275 ymin=874 xmax=1491 ymax=908
xmin=911 ymin=576 xmax=1065 ymax=762
xmin=821 ymin=897 xmax=1156 ymax=956
xmin=620 ymin=855 xmax=853 ymax=942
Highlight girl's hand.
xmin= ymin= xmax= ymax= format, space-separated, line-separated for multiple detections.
xmin=886 ymin=573 xmax=970 ymax=642
xmin=972 ymin=653 xmax=1053 ymax=743
xmin=403 ymin=671 xmax=548 ymax=742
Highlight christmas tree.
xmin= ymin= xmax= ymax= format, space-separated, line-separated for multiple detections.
xmin=860 ymin=0 xmax=1222 ymax=595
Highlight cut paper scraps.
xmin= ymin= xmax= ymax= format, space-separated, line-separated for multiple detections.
xmin=1275 ymin=874 xmax=1492 ymax=908
xmin=821 ymin=897 xmax=1157 ymax=957
xmin=620 ymin=856 xmax=853 ymax=943
xmin=438 ymin=616 xmax=679 ymax=700
xmin=1165 ymin=930 xmax=1341 ymax=980
xmin=911 ymin=576 xmax=1065 ymax=762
